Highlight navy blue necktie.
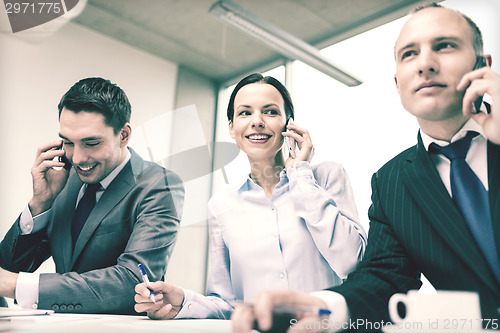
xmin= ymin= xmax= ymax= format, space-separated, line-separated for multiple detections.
xmin=430 ymin=131 xmax=500 ymax=283
xmin=71 ymin=183 xmax=101 ymax=247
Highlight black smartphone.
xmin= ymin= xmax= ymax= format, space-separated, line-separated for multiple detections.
xmin=472 ymin=56 xmax=487 ymax=114
xmin=251 ymin=305 xmax=330 ymax=333
xmin=58 ymin=144 xmax=72 ymax=170
xmin=252 ymin=312 xmax=294 ymax=333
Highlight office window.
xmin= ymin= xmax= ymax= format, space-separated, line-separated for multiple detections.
xmin=289 ymin=16 xmax=417 ymax=231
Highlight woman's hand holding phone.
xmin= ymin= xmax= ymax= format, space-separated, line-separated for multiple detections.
xmin=282 ymin=120 xmax=314 ymax=169
xmin=28 ymin=139 xmax=71 ymax=216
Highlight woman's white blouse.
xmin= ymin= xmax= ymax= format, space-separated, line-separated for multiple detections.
xmin=176 ymin=161 xmax=367 ymax=319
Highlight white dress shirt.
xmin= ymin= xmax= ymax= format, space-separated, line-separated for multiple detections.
xmin=176 ymin=161 xmax=367 ymax=319
xmin=15 ymin=149 xmax=131 ymax=309
xmin=420 ymin=119 xmax=488 ymax=193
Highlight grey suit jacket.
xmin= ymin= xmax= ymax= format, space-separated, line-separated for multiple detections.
xmin=0 ymin=148 xmax=184 ymax=314
xmin=331 ymin=133 xmax=500 ymax=331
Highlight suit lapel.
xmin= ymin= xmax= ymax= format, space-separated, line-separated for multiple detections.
xmin=70 ymin=157 xmax=136 ymax=267
xmin=488 ymin=141 xmax=500 ymax=264
xmin=402 ymin=133 xmax=497 ymax=288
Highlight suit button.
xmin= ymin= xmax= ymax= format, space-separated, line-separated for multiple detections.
xmin=75 ymin=304 xmax=82 ymax=310
xmin=60 ymin=304 xmax=67 ymax=311
xmin=51 ymin=304 xmax=59 ymax=311
xmin=67 ymin=305 xmax=74 ymax=311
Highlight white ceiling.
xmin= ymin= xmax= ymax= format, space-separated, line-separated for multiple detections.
xmin=73 ymin=0 xmax=432 ymax=83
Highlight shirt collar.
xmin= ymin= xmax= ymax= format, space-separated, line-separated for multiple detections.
xmin=420 ymin=119 xmax=486 ymax=152
xmin=236 ymin=168 xmax=288 ymax=193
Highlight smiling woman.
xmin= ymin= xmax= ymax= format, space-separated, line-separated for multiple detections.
xmin=228 ymin=74 xmax=296 ymax=190
xmin=133 ymin=73 xmax=367 ymax=321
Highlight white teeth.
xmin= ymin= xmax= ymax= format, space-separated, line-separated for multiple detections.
xmin=79 ymin=165 xmax=94 ymax=171
xmin=248 ymin=134 xmax=270 ymax=140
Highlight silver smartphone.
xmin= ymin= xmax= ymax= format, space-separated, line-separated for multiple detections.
xmin=284 ymin=135 xmax=297 ymax=158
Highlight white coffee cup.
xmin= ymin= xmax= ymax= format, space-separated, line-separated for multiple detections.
xmin=388 ymin=290 xmax=482 ymax=331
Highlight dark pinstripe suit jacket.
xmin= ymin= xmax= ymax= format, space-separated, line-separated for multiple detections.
xmin=331 ymin=133 xmax=500 ymax=329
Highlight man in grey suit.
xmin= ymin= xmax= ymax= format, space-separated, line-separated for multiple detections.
xmin=0 ymin=77 xmax=184 ymax=314
xmin=232 ymin=3 xmax=500 ymax=332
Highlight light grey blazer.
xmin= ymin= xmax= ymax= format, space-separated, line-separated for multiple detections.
xmin=0 ymin=148 xmax=184 ymax=314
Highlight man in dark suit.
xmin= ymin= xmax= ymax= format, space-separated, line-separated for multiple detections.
xmin=232 ymin=3 xmax=500 ymax=332
xmin=0 ymin=77 xmax=184 ymax=314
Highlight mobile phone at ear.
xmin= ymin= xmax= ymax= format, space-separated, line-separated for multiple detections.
xmin=284 ymin=135 xmax=297 ymax=159
xmin=472 ymin=56 xmax=487 ymax=114
xmin=284 ymin=119 xmax=298 ymax=158
xmin=58 ymin=144 xmax=72 ymax=170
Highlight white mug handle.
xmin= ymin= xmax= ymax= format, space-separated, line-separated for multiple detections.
xmin=388 ymin=293 xmax=408 ymax=323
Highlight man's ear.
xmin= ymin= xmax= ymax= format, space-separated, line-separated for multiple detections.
xmin=120 ymin=123 xmax=132 ymax=146
xmin=228 ymin=121 xmax=235 ymax=139
xmin=394 ymin=74 xmax=403 ymax=98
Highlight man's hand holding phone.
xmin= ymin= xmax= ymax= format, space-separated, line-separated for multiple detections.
xmin=458 ymin=55 xmax=500 ymax=144
xmin=232 ymin=289 xmax=330 ymax=333
xmin=28 ymin=140 xmax=71 ymax=216
xmin=282 ymin=120 xmax=314 ymax=169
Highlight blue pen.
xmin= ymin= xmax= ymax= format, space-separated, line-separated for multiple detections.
xmin=138 ymin=263 xmax=156 ymax=303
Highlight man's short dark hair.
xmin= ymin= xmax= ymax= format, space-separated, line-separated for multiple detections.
xmin=58 ymin=77 xmax=131 ymax=134
xmin=412 ymin=2 xmax=484 ymax=56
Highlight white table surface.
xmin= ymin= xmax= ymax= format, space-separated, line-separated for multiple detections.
xmin=0 ymin=313 xmax=232 ymax=333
